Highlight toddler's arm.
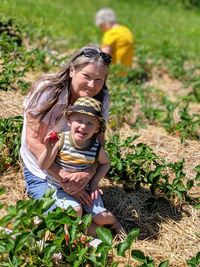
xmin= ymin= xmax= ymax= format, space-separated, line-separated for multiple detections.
xmin=90 ymin=147 xmax=110 ymax=200
xmin=38 ymin=131 xmax=60 ymax=170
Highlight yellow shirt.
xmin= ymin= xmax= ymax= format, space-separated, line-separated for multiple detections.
xmin=102 ymin=25 xmax=134 ymax=67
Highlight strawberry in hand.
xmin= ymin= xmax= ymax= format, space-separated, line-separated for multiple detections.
xmin=49 ymin=131 xmax=59 ymax=142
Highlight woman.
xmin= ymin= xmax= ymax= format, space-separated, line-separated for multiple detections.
xmin=20 ymin=46 xmax=112 ymax=208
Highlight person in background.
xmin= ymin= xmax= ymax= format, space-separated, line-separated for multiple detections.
xmin=20 ymin=46 xmax=112 ymax=210
xmin=95 ymin=7 xmax=134 ymax=69
xmin=37 ymin=97 xmax=124 ymax=237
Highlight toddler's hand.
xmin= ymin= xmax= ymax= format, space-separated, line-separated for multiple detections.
xmin=44 ymin=131 xmax=59 ymax=148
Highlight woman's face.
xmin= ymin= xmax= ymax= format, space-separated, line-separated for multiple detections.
xmin=69 ymin=63 xmax=107 ymax=104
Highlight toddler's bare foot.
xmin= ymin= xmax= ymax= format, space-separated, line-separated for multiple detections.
xmin=112 ymin=221 xmax=127 ymax=241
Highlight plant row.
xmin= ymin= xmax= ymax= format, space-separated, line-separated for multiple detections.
xmin=0 ymin=188 xmax=199 ymax=266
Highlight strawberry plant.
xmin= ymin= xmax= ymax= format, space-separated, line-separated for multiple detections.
xmin=131 ymin=249 xmax=169 ymax=267
xmin=186 ymin=252 xmax=200 ymax=267
xmin=0 ymin=116 xmax=23 ymax=172
xmin=131 ymin=249 xmax=170 ymax=267
xmin=0 ymin=188 xmax=142 ymax=266
xmin=106 ymin=135 xmax=197 ymax=203
xmin=106 ymin=134 xmax=165 ymax=192
xmin=193 ymin=165 xmax=200 ymax=183
xmin=109 ymin=82 xmax=135 ymax=129
xmin=0 ymin=17 xmax=55 ymax=93
xmin=160 ymin=160 xmax=194 ymax=202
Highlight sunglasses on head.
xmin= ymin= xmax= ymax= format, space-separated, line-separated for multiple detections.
xmin=73 ymin=48 xmax=112 ymax=66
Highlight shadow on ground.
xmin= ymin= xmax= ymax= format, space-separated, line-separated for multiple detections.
xmin=102 ymin=184 xmax=183 ymax=240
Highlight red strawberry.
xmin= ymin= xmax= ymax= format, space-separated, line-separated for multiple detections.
xmin=49 ymin=131 xmax=59 ymax=141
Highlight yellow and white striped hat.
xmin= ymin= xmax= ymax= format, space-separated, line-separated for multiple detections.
xmin=67 ymin=97 xmax=106 ymax=132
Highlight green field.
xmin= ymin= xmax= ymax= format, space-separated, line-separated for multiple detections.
xmin=0 ymin=1 xmax=200 ymax=266
xmin=1 ymin=0 xmax=200 ymax=61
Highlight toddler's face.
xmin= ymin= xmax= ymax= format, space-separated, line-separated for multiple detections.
xmin=68 ymin=112 xmax=100 ymax=143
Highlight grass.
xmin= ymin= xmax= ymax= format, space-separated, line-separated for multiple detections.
xmin=0 ymin=0 xmax=200 ymax=61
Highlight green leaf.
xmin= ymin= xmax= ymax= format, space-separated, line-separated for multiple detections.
xmin=96 ymin=227 xmax=113 ymax=247
xmin=176 ymin=182 xmax=186 ymax=192
xmin=131 ymin=249 xmax=146 ymax=263
xmin=70 ymin=218 xmax=80 ymax=241
xmin=73 ymin=247 xmax=88 ymax=267
xmin=110 ymin=263 xmax=119 ymax=267
xmin=66 ymin=205 xmax=78 ymax=216
xmin=196 ymin=174 xmax=200 ymax=181
xmin=126 ymin=228 xmax=139 ymax=242
xmin=194 ymin=203 xmax=200 ymax=209
xmin=158 ymin=260 xmax=169 ymax=267
xmin=89 ymin=253 xmax=104 ymax=267
xmin=186 ymin=180 xmax=194 ymax=190
xmin=117 ymin=242 xmax=129 ymax=257
xmin=43 ymin=188 xmax=56 ymax=198
xmin=13 ymin=232 xmax=30 ymax=253
xmin=196 ymin=252 xmax=200 ymax=265
xmin=116 ymin=162 xmax=123 ymax=171
xmin=56 ymin=217 xmax=72 ymax=225
xmin=42 ymin=199 xmax=56 ymax=213
xmin=43 ymin=245 xmax=57 ymax=261
xmin=0 ymin=187 xmax=6 ymax=195
xmin=193 ymin=165 xmax=200 ymax=173
xmin=117 ymin=228 xmax=140 ymax=257
xmin=0 ymin=214 xmax=16 ymax=226
xmin=82 ymin=214 xmax=92 ymax=228
xmin=147 ymin=261 xmax=155 ymax=267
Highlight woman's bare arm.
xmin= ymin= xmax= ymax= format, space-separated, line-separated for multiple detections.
xmin=26 ymin=115 xmax=48 ymax=158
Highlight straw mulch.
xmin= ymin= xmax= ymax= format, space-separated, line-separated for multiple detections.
xmin=0 ymin=90 xmax=25 ymax=118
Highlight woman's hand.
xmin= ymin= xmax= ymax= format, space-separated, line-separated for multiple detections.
xmin=90 ymin=181 xmax=100 ymax=200
xmin=48 ymin=162 xmax=98 ymax=195
xmin=59 ymin=168 xmax=95 ymax=194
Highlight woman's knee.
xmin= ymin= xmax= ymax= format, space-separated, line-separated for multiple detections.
xmin=23 ymin=167 xmax=50 ymax=199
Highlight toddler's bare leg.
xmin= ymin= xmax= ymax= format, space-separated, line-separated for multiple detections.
xmin=112 ymin=221 xmax=126 ymax=236
xmin=87 ymin=221 xmax=98 ymax=237
xmin=93 ymin=211 xmax=126 ymax=237
xmin=88 ymin=211 xmax=116 ymax=238
xmin=93 ymin=211 xmax=117 ymax=226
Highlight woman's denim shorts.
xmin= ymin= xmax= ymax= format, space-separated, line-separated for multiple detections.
xmin=23 ymin=165 xmax=106 ymax=216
